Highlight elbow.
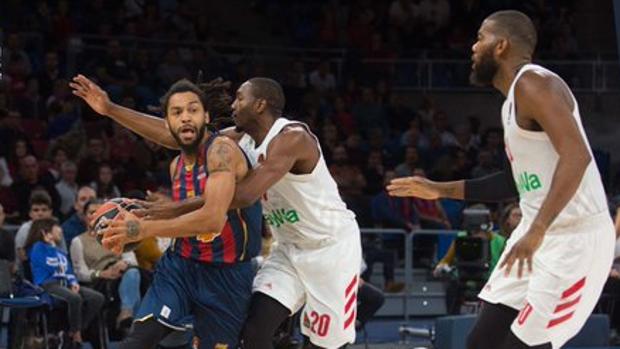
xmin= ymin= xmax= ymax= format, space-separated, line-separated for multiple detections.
xmin=203 ymin=217 xmax=228 ymax=236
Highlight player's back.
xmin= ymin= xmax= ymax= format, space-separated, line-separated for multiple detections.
xmin=170 ymin=136 xmax=262 ymax=263
xmin=255 ymin=117 xmax=357 ymax=246
xmin=501 ymin=63 xmax=608 ymax=230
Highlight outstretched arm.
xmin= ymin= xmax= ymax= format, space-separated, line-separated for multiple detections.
xmin=71 ymin=74 xmax=181 ymax=149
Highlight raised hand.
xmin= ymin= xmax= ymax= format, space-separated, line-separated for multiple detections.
xmin=386 ymin=176 xmax=441 ymax=199
xmin=69 ymin=74 xmax=112 ymax=116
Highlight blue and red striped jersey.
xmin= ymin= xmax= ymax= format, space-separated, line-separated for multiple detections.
xmin=170 ymin=134 xmax=262 ymax=264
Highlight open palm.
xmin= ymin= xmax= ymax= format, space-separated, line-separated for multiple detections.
xmin=69 ymin=74 xmax=111 ymax=115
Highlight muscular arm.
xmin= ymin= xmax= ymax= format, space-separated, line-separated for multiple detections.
xmin=515 ymin=71 xmax=591 ymax=234
xmin=232 ymin=128 xmax=313 ymax=207
xmin=141 ymin=137 xmax=244 ymax=238
xmin=105 ymin=103 xmax=180 ymax=149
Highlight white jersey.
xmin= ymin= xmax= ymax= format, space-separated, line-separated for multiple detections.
xmin=502 ymin=64 xmax=608 ymax=230
xmin=254 ymin=117 xmax=356 ymax=246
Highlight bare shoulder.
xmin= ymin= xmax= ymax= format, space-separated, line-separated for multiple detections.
xmin=274 ymin=124 xmax=315 ymax=147
xmin=207 ymin=136 xmax=243 ymax=172
xmin=515 ymin=69 xmax=571 ymax=101
xmin=219 ymin=127 xmax=245 ymax=143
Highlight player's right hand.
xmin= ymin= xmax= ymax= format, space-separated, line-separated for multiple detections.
xmin=133 ymin=191 xmax=179 ymax=220
xmin=387 ymin=176 xmax=440 ymax=199
xmin=69 ymin=74 xmax=112 ymax=116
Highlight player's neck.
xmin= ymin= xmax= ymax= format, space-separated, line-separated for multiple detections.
xmin=494 ymin=59 xmax=530 ymax=97
xmin=245 ymin=115 xmax=277 ymax=146
xmin=181 ymin=131 xmax=212 ymax=166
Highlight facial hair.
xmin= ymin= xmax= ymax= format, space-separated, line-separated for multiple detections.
xmin=170 ymin=124 xmax=206 ymax=154
xmin=469 ymin=48 xmax=499 ymax=87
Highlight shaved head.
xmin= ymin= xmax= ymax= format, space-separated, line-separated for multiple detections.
xmin=485 ymin=10 xmax=537 ymax=56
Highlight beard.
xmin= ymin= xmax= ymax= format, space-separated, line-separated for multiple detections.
xmin=469 ymin=49 xmax=499 ymax=87
xmin=171 ymin=125 xmax=206 ymax=154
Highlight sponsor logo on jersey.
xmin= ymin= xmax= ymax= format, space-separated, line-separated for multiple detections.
xmin=264 ymin=208 xmax=300 ymax=227
xmin=516 ymin=171 xmax=542 ymax=194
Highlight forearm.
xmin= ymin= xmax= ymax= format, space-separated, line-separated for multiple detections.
xmin=173 ymin=197 xmax=205 ymax=215
xmin=529 ymin=156 xmax=590 ymax=234
xmin=106 ymin=103 xmax=179 ymax=149
xmin=143 ymin=206 xmax=225 ymax=239
xmin=435 ymin=180 xmax=465 ymax=200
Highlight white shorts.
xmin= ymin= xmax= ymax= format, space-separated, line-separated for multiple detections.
xmin=479 ymin=211 xmax=615 ymax=349
xmin=253 ymin=223 xmax=362 ymax=348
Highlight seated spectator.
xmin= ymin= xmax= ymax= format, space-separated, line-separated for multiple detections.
xmin=308 ymin=60 xmax=336 ymax=97
xmin=77 ymin=137 xmax=108 ymax=185
xmin=363 ymin=150 xmax=385 ymax=195
xmin=71 ymin=199 xmax=141 ymax=330
xmin=410 ymin=168 xmax=451 ymax=229
xmin=499 ymin=203 xmax=522 ymax=238
xmin=25 ymin=218 xmax=104 ymax=348
xmin=61 ymin=186 xmax=97 ymax=247
xmin=329 ymin=145 xmax=367 ymax=197
xmin=11 ymin=154 xmax=61 ymax=220
xmin=395 ymin=146 xmax=421 ymax=177
xmin=55 ymin=161 xmax=79 ymax=219
xmin=15 ymin=191 xmax=61 ymax=274
xmin=470 ymin=149 xmax=499 ymax=178
xmin=90 ymin=163 xmax=121 ymax=200
xmin=0 ymin=203 xmax=16 ymax=274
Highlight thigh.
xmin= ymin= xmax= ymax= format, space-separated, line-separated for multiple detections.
xmin=191 ymin=263 xmax=255 ymax=349
xmin=135 ymin=253 xmax=192 ymax=330
xmin=295 ymin=230 xmax=362 ymax=348
xmin=253 ymin=244 xmax=305 ymax=314
xmin=44 ymin=283 xmax=80 ymax=303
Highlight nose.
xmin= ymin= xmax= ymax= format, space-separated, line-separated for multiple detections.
xmin=471 ymin=41 xmax=478 ymax=54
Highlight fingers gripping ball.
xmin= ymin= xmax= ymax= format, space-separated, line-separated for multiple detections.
xmin=93 ymin=198 xmax=143 ymax=252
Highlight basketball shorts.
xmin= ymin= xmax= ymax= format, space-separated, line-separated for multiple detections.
xmin=253 ymin=220 xmax=363 ymax=348
xmin=135 ymin=252 xmax=255 ymax=349
xmin=479 ymin=211 xmax=615 ymax=349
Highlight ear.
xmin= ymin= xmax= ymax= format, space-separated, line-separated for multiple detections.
xmin=494 ymin=37 xmax=509 ymax=58
xmin=205 ymin=111 xmax=210 ymax=124
xmin=255 ymin=99 xmax=267 ymax=114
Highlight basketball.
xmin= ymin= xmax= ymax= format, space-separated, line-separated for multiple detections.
xmin=92 ymin=197 xmax=143 ymax=252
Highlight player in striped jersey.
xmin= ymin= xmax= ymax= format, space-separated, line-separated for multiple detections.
xmin=71 ymin=77 xmax=262 ymax=349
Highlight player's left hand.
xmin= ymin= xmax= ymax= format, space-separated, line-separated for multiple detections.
xmin=100 ymin=217 xmax=146 ymax=254
xmin=499 ymin=230 xmax=545 ymax=279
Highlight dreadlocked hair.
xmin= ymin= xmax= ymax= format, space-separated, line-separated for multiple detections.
xmin=197 ymin=76 xmax=235 ymax=131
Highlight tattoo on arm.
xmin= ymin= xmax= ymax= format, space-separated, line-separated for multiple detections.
xmin=207 ymin=141 xmax=235 ymax=173
xmin=126 ymin=220 xmax=140 ymax=238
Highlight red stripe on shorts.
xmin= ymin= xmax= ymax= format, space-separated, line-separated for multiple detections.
xmin=554 ymin=295 xmax=582 ymax=314
xmin=562 ymin=277 xmax=586 ymax=299
xmin=547 ymin=311 xmax=575 ymax=328
xmin=345 ymin=275 xmax=358 ymax=297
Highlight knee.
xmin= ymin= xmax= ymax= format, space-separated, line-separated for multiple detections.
xmin=122 ymin=268 xmax=141 ymax=284
xmin=92 ymin=290 xmax=106 ymax=309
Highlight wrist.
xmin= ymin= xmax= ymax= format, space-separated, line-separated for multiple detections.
xmin=528 ymin=221 xmax=547 ymax=236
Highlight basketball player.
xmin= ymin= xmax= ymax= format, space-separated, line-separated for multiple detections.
xmin=72 ymin=76 xmax=362 ymax=348
xmin=72 ymin=77 xmax=263 ymax=349
xmin=387 ymin=10 xmax=614 ymax=349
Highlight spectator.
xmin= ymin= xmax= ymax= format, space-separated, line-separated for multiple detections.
xmin=157 ymin=49 xmax=189 ymax=87
xmin=400 ymin=119 xmax=430 ymax=151
xmin=471 ymin=149 xmax=500 ymax=178
xmin=329 ymin=145 xmax=366 ymax=197
xmin=499 ymin=203 xmax=522 ymax=238
xmin=47 ymin=146 xmax=70 ymax=181
xmin=352 ymin=87 xmax=388 ymax=137
xmin=14 ymin=191 xmax=61 ymax=266
xmin=480 ymin=127 xmax=505 ymax=168
xmin=410 ymin=168 xmax=451 ymax=229
xmin=308 ymin=60 xmax=337 ymax=97
xmin=26 ymin=218 xmax=104 ymax=348
xmin=77 ymin=137 xmax=108 ymax=185
xmin=0 ymin=164 xmax=19 ymax=222
xmin=0 ymin=203 xmax=16 ymax=274
xmin=331 ymin=96 xmax=356 ymax=136
xmin=37 ymin=51 xmax=64 ymax=98
xmin=61 ymin=186 xmax=97 ymax=248
xmin=71 ymin=199 xmax=141 ymax=330
xmin=430 ymin=111 xmax=457 ymax=147
xmin=11 ymin=155 xmax=61 ymax=220
xmin=0 ymin=155 xmax=13 ymax=187
xmin=395 ymin=146 xmax=421 ymax=177
xmin=55 ymin=161 xmax=79 ymax=218
xmin=90 ymin=163 xmax=121 ymax=200
xmin=363 ymin=150 xmax=385 ymax=195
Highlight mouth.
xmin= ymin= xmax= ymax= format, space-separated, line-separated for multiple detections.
xmin=178 ymin=125 xmax=197 ymax=142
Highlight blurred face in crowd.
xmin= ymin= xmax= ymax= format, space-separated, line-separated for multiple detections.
xmin=0 ymin=204 xmax=5 ymax=227
xmin=29 ymin=203 xmax=52 ymax=221
xmin=43 ymin=225 xmax=63 ymax=245
xmin=45 ymin=51 xmax=59 ymax=71
xmin=470 ymin=19 xmax=501 ymax=86
xmin=404 ymin=147 xmax=419 ymax=165
xmin=15 ymin=139 xmax=28 ymax=158
xmin=165 ymin=91 xmax=207 ymax=153
xmin=86 ymin=202 xmax=103 ymax=230
xmin=60 ymin=162 xmax=77 ymax=183
xmin=53 ymin=148 xmax=68 ymax=167
xmin=332 ymin=146 xmax=348 ymax=165
xmin=74 ymin=186 xmax=97 ymax=218
xmin=20 ymin=155 xmax=39 ymax=183
xmin=367 ymin=150 xmax=383 ymax=169
xmin=98 ymin=165 xmax=114 ymax=185
xmin=507 ymin=206 xmax=522 ymax=230
xmin=89 ymin=139 xmax=105 ymax=158
xmin=383 ymin=170 xmax=396 ymax=186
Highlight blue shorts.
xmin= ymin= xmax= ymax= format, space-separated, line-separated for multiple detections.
xmin=136 ymin=252 xmax=254 ymax=349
